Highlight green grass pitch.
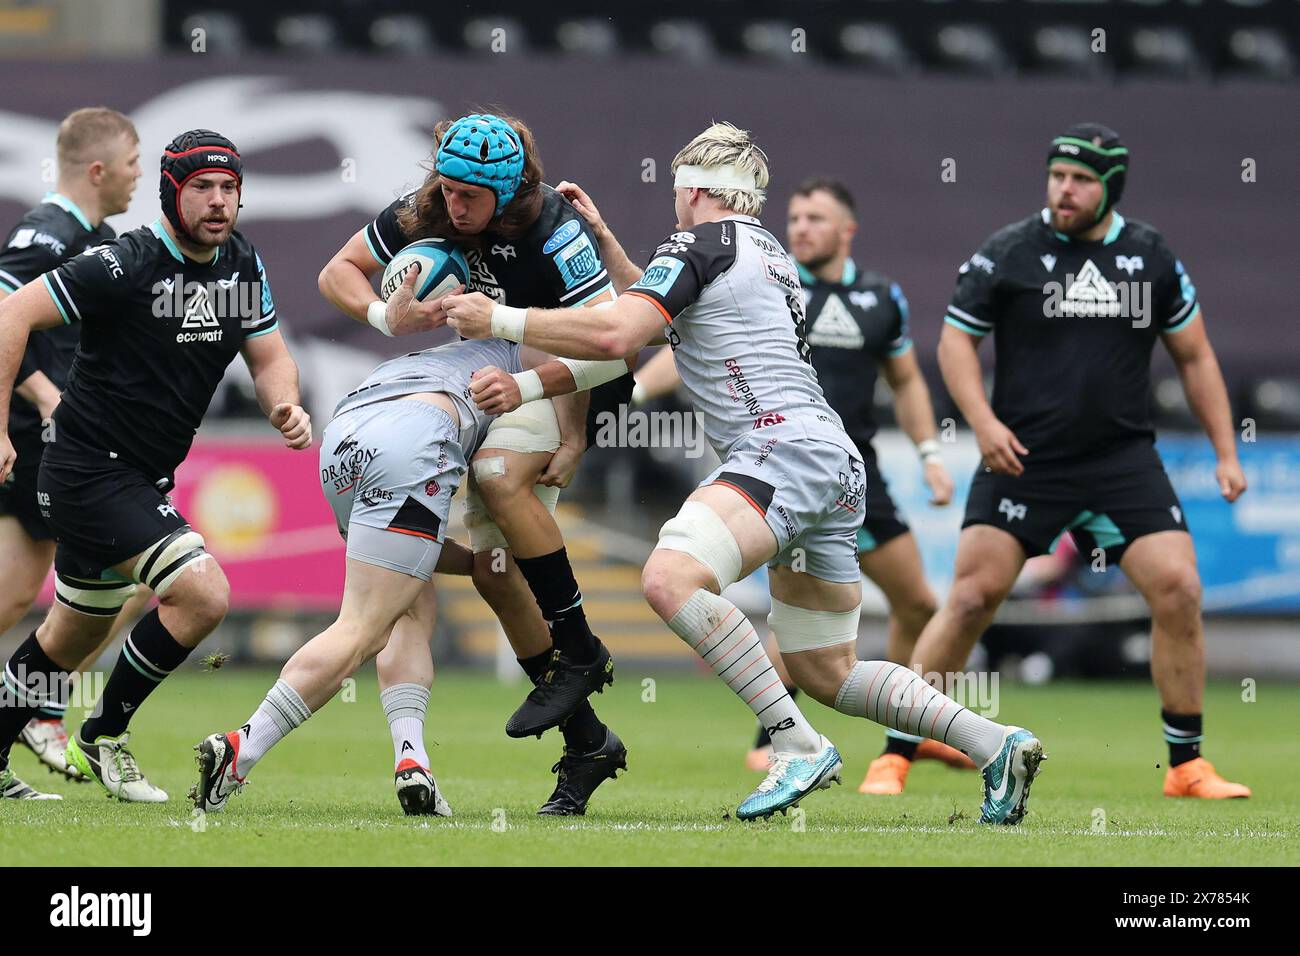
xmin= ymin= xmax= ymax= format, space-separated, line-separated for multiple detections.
xmin=2 ymin=670 xmax=1296 ymax=866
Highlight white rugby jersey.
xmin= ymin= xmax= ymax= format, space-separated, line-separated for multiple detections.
xmin=333 ymin=337 xmax=522 ymax=459
xmin=625 ymin=216 xmax=846 ymax=457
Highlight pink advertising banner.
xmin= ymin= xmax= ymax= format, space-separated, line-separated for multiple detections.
xmin=38 ymin=436 xmax=346 ymax=611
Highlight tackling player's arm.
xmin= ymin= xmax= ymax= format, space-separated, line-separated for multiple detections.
xmin=453 ymin=293 xmax=664 ymax=360
xmin=555 ymin=181 xmax=643 ymax=294
xmin=466 ymin=297 xmax=657 ymax=416
xmin=0 ymin=280 xmax=70 ymax=479
xmin=1161 ymin=313 xmax=1244 ymax=502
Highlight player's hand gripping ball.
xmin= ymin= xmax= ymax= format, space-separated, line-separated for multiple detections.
xmin=380 ymin=239 xmax=469 ymax=336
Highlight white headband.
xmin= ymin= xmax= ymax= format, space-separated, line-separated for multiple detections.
xmin=673 ymin=163 xmax=758 ymax=191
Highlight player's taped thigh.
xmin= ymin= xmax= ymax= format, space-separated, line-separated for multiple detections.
xmin=464 ymin=399 xmax=563 ymax=552
xmin=767 ymin=597 xmax=861 ymax=654
xmin=463 ymin=476 xmax=562 ymax=553
xmin=474 ymin=399 xmax=561 ymax=460
xmin=130 ymin=526 xmax=210 ymax=596
xmin=54 ymin=574 xmax=137 ymax=617
xmin=654 ymin=500 xmax=743 ymax=591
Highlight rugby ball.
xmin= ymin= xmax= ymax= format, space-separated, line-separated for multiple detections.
xmin=380 ymin=239 xmax=470 ymax=303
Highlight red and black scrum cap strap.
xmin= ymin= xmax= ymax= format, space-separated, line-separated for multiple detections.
xmin=159 ymin=129 xmax=243 ymax=238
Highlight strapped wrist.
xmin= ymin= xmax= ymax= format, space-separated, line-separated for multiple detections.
xmin=366 ymin=300 xmax=393 ymax=337
xmin=491 ymin=304 xmax=528 ymax=343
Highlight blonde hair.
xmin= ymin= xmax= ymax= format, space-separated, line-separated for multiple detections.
xmin=671 ymin=121 xmax=769 ymax=217
xmin=56 ymin=107 xmax=137 ymax=173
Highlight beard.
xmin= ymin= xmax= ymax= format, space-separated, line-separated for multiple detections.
xmin=183 ymin=213 xmax=235 ymax=247
xmin=797 ymin=247 xmax=837 ymax=273
xmin=1050 ymin=201 xmax=1100 ymax=236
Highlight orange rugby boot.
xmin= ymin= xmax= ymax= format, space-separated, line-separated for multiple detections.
xmin=1163 ymin=757 xmax=1251 ymax=799
xmin=858 ymin=753 xmax=911 ymax=795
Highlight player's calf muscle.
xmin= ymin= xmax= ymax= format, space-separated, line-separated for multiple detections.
xmin=783 ymin=644 xmax=856 ymax=707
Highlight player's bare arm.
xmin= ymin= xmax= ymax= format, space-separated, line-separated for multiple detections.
xmin=318 ymin=227 xmax=457 ymax=336
xmin=937 ymin=322 xmax=1028 ymax=476
xmin=882 ymin=346 xmax=954 ymax=505
xmin=446 ymin=290 xmax=665 ymax=360
xmin=241 ymin=328 xmax=312 ymax=449
xmin=1161 ymin=310 xmax=1246 ymax=502
xmin=0 ymin=280 xmax=68 ymax=479
xmin=0 ymin=287 xmax=56 ymax=417
xmin=555 ymin=181 xmax=644 ymax=294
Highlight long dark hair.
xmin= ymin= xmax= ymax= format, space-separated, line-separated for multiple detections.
xmin=395 ymin=112 xmax=546 ymax=248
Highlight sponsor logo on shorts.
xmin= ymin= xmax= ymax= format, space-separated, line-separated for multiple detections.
xmin=321 ymin=437 xmax=377 ymax=494
xmin=425 ymin=479 xmax=440 ymax=497
xmin=836 ymin=461 xmax=865 ymax=513
xmin=1170 ymin=505 xmax=1182 ymax=524
xmin=358 ymin=487 xmax=394 ymax=507
xmin=754 ymin=437 xmax=778 ymax=468
xmin=999 ymin=498 xmax=1027 ymax=522
xmin=157 ymin=502 xmax=179 ymax=518
xmin=753 ymin=412 xmax=785 ymax=429
xmin=775 ymin=505 xmax=796 ymax=539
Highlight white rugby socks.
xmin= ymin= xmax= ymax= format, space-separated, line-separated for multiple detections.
xmin=834 ymin=661 xmax=1004 ymax=766
xmin=380 ymin=682 xmax=431 ymax=770
xmin=668 ymin=589 xmax=822 ymax=755
xmin=235 ymin=679 xmax=312 ymax=776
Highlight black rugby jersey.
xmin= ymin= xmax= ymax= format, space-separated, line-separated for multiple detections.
xmin=365 ymin=183 xmax=612 ymax=309
xmin=798 ymin=258 xmax=910 ymax=456
xmin=0 ymin=194 xmax=114 ymax=446
xmin=944 ymin=209 xmax=1199 ymax=464
xmin=365 ymin=183 xmax=623 ymax=435
xmin=41 ymin=219 xmax=278 ymax=479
